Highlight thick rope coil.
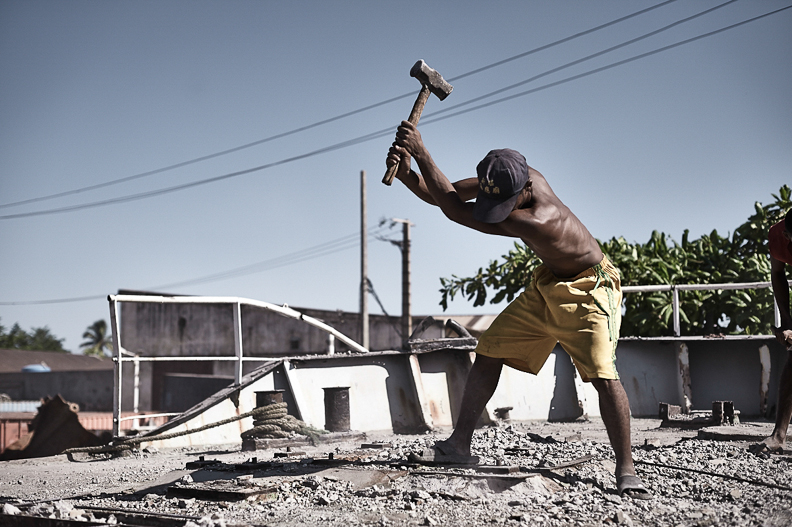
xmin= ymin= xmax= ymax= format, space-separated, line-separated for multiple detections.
xmin=241 ymin=403 xmax=309 ymax=439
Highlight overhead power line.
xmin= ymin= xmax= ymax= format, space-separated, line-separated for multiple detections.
xmin=2 ymin=3 xmax=788 ymax=221
xmin=427 ymin=0 xmax=738 ymax=120
xmin=0 ymin=225 xmax=391 ymax=305
xmin=0 ymin=0 xmax=679 ymax=211
xmin=420 ymin=3 xmax=792 ymax=127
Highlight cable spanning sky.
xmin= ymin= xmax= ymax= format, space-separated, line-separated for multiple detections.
xmin=1 ymin=1 xmax=790 ymax=351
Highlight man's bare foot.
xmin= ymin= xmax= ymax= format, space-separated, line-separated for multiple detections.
xmin=434 ymin=438 xmax=470 ymax=457
xmin=749 ymin=435 xmax=785 ymax=454
xmin=407 ymin=439 xmax=479 ymax=466
xmin=617 ymin=474 xmax=652 ymax=500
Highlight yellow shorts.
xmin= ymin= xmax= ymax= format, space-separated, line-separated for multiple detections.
xmin=475 ymin=256 xmax=622 ymax=382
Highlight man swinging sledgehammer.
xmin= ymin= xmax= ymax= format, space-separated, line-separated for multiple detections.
xmin=386 ymin=120 xmax=651 ymax=500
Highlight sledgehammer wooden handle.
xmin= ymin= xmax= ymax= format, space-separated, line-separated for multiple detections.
xmin=382 ymin=84 xmax=431 ymax=186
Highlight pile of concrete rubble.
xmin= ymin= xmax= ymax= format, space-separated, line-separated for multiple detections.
xmin=1 ymin=419 xmax=791 ymax=526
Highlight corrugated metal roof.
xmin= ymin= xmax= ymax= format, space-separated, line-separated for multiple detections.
xmin=0 ymin=400 xmax=41 ymax=412
xmin=0 ymin=349 xmax=113 ymax=373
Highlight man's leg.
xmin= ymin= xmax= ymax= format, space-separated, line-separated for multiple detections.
xmin=437 ymin=354 xmax=504 ymax=457
xmin=591 ymin=379 xmax=636 ymax=478
xmin=760 ymin=352 xmax=792 ymax=451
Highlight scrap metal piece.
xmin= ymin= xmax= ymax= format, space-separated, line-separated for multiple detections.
xmin=185 ymin=457 xmax=221 ymax=469
xmin=167 ymin=480 xmax=278 ymax=502
xmin=409 ymin=316 xmax=438 ymax=340
xmin=361 ymin=442 xmax=394 ymax=449
xmin=408 ymin=318 xmax=478 ymax=352
xmin=273 ymin=449 xmax=306 ymax=458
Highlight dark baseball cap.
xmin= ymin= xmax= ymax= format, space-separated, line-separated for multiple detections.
xmin=472 ymin=149 xmax=530 ymax=223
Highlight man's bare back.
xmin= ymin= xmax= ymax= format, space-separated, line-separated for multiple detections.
xmin=497 ymin=168 xmax=602 ymax=278
xmin=388 ymin=121 xmax=601 ymax=278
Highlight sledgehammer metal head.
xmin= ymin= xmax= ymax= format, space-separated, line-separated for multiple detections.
xmin=410 ymin=59 xmax=453 ymax=100
xmin=382 ymin=60 xmax=453 ymax=185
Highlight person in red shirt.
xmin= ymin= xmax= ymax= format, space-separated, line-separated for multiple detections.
xmin=754 ymin=210 xmax=792 ymax=453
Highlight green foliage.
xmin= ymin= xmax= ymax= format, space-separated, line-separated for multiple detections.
xmin=0 ymin=317 xmax=68 ymax=352
xmin=80 ymin=319 xmax=113 ymax=357
xmin=439 ymin=185 xmax=792 ymax=337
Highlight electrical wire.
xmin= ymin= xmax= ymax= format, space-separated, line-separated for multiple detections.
xmin=426 ymin=0 xmax=738 ymax=120
xmin=0 ymin=225 xmax=391 ymax=306
xmin=6 ymin=2 xmax=785 ymax=222
xmin=419 ymin=3 xmax=792 ymax=128
xmin=0 ymin=0 xmax=680 ymax=211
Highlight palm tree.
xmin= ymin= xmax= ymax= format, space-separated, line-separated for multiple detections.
xmin=80 ymin=319 xmax=113 ymax=357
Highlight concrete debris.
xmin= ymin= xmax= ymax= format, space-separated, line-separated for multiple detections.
xmin=2 ymin=503 xmax=21 ymax=515
xmin=2 ymin=419 xmax=792 ymax=526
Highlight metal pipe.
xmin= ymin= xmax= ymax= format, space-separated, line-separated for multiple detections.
xmin=233 ymin=301 xmax=243 ymax=384
xmin=108 ymin=294 xmax=368 ymax=353
xmin=109 ymin=297 xmax=123 ymax=437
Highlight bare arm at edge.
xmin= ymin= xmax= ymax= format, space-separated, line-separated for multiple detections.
xmin=771 ymin=255 xmax=792 ymax=347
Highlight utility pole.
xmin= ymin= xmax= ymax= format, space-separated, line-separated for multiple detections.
xmin=360 ymin=170 xmax=369 ymax=349
xmin=391 ymin=218 xmax=413 ymax=347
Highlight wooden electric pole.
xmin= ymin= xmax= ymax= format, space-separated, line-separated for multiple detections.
xmin=360 ymin=170 xmax=369 ymax=349
xmin=391 ymin=218 xmax=413 ymax=348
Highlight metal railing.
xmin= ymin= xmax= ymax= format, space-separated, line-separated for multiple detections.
xmin=108 ymin=294 xmax=369 ymax=436
xmin=622 ymin=280 xmax=790 ymax=337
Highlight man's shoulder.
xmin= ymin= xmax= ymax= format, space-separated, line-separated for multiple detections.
xmin=769 ymin=221 xmax=792 ymax=265
xmin=769 ymin=220 xmax=784 ymax=235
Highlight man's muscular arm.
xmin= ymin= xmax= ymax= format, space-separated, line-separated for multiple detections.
xmin=387 ymin=145 xmax=478 ymax=205
xmin=389 ymin=121 xmax=531 ymax=240
xmin=391 ymin=122 xmax=492 ymax=225
xmin=771 ymin=255 xmax=792 ymax=348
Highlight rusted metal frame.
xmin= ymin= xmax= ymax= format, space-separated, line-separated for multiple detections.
xmin=108 ymin=294 xmax=368 ymax=354
xmin=107 ymin=293 xmax=367 ymax=431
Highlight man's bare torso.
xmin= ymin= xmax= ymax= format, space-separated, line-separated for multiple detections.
xmin=501 ymin=168 xmax=603 ymax=279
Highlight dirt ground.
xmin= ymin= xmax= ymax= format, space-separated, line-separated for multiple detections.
xmin=1 ymin=418 xmax=791 ymax=526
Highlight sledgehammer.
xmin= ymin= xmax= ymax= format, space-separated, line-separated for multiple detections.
xmin=382 ymin=60 xmax=453 ymax=185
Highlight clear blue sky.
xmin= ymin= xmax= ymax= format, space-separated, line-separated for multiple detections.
xmin=1 ymin=0 xmax=790 ymax=353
